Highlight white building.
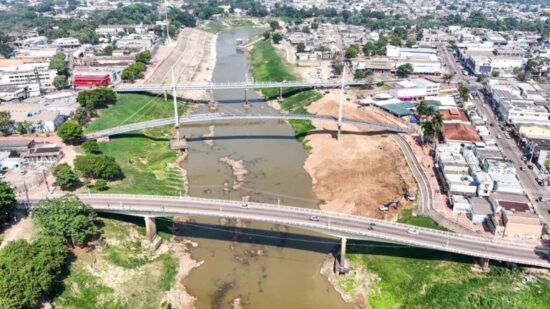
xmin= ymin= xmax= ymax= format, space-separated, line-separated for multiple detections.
xmin=53 ymin=37 xmax=81 ymax=48
xmin=0 ymin=63 xmax=57 ymax=91
xmin=390 ymin=78 xmax=440 ymax=101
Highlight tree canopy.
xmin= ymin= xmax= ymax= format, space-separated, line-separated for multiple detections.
xmin=56 ymin=121 xmax=83 ymax=144
xmin=32 ymin=195 xmax=100 ymax=246
xmin=0 ymin=180 xmax=16 ymax=226
xmin=135 ymin=50 xmax=152 ymax=64
xmin=0 ymin=236 xmax=68 ymax=308
xmin=49 ymin=53 xmax=68 ymax=76
xmin=53 ymin=163 xmax=80 ymax=191
xmin=397 ymin=63 xmax=414 ymax=77
xmin=77 ymin=87 xmax=117 ymax=111
xmin=74 ymin=155 xmax=123 ymax=180
xmin=0 ymin=111 xmax=10 ymax=136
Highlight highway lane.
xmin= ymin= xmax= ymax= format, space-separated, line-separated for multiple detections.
xmin=27 ymin=194 xmax=550 ymax=268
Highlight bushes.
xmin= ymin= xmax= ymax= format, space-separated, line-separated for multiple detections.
xmin=56 ymin=120 xmax=83 ymax=144
xmin=32 ymin=195 xmax=100 ymax=246
xmin=77 ymin=87 xmax=117 ymax=111
xmin=0 ymin=236 xmax=68 ymax=308
xmin=0 ymin=180 xmax=16 ymax=226
xmin=74 ymin=154 xmax=123 ymax=180
xmin=53 ymin=163 xmax=80 ymax=191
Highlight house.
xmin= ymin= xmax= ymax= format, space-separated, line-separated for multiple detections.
xmin=53 ymin=37 xmax=81 ymax=48
xmin=390 ymin=78 xmax=440 ymax=101
xmin=22 ymin=143 xmax=63 ymax=163
xmin=0 ymin=140 xmax=34 ymax=152
xmin=0 ymin=85 xmax=26 ymax=102
xmin=442 ymin=123 xmax=482 ymax=144
xmin=451 ymin=195 xmax=471 ymax=213
xmin=501 ymin=212 xmax=541 ymax=240
xmin=469 ymin=197 xmax=493 ymax=224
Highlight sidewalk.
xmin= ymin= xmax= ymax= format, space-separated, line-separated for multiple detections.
xmin=402 ymin=133 xmax=491 ymax=235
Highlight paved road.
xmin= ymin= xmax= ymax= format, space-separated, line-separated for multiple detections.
xmin=85 ymin=113 xmax=411 ymax=139
xmin=25 ymin=194 xmax=550 ymax=268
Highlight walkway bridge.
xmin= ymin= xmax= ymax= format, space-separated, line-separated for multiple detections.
xmin=85 ymin=113 xmax=411 ymax=139
xmin=115 ymin=79 xmax=382 ymax=93
xmin=24 ymin=194 xmax=550 ymax=269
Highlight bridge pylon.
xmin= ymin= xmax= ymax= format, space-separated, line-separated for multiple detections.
xmin=336 ymin=66 xmax=345 ymax=140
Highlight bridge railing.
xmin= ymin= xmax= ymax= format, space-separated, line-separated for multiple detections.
xmin=91 ymin=202 xmax=549 ymax=267
xmin=77 ymin=193 xmax=537 ymax=249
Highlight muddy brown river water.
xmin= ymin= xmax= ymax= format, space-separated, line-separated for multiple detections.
xmin=180 ymin=28 xmax=351 ymax=308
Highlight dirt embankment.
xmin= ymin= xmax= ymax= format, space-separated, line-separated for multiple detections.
xmin=303 ymin=91 xmax=417 ymax=220
xmin=143 ymin=28 xmax=217 ymax=101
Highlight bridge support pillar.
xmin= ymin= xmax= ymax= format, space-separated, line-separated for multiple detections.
xmin=278 ymin=87 xmax=283 ymax=101
xmin=163 ymin=90 xmax=167 ymax=101
xmin=244 ymin=88 xmax=248 ymax=104
xmin=334 ymin=237 xmax=350 ymax=275
xmin=144 ymin=216 xmax=162 ymax=250
xmin=479 ymin=258 xmax=490 ymax=272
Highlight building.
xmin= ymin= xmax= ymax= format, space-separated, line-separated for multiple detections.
xmin=0 ymin=85 xmax=26 ymax=102
xmin=73 ymin=75 xmax=111 ymax=88
xmin=0 ymin=63 xmax=57 ymax=91
xmin=390 ymin=78 xmax=440 ymax=101
xmin=442 ymin=123 xmax=482 ymax=145
xmin=0 ymin=103 xmax=65 ymax=132
xmin=469 ymin=197 xmax=493 ymax=224
xmin=451 ymin=195 xmax=471 ymax=213
xmin=53 ymin=37 xmax=81 ymax=48
xmin=0 ymin=140 xmax=34 ymax=152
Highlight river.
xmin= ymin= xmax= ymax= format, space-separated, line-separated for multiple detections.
xmin=177 ymin=28 xmax=351 ymax=308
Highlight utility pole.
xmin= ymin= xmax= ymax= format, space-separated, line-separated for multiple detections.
xmin=171 ymin=67 xmax=179 ymax=140
xmin=337 ymin=65 xmax=345 ymax=139
xmin=164 ymin=0 xmax=172 ymax=45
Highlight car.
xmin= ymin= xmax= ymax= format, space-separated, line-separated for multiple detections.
xmin=240 ymin=203 xmax=249 ymax=208
xmin=496 ymin=135 xmax=501 ymax=139
xmin=309 ymin=215 xmax=320 ymax=221
xmin=520 ymin=166 xmax=524 ymax=171
xmin=407 ymin=228 xmax=419 ymax=235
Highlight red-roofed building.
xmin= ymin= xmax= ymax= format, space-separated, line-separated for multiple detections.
xmin=73 ymin=74 xmax=110 ymax=88
xmin=440 ymin=108 xmax=469 ymax=123
xmin=442 ymin=123 xmax=482 ymax=144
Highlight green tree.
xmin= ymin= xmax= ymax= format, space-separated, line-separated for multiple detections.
xmin=100 ymin=44 xmax=114 ymax=56
xmin=15 ymin=121 xmax=31 ymax=135
xmin=49 ymin=52 xmax=68 ymax=75
xmin=297 ymin=42 xmax=306 ymax=53
xmin=81 ymin=140 xmax=100 ymax=154
xmin=272 ymin=33 xmax=283 ymax=44
xmin=73 ymin=108 xmax=89 ymax=126
xmin=354 ymin=69 xmax=367 ymax=79
xmin=32 ymin=195 xmax=100 ymax=246
xmin=53 ymin=74 xmax=66 ymax=89
xmin=0 ymin=111 xmax=10 ymax=135
xmin=53 ymin=163 xmax=79 ymax=191
xmin=74 ymin=155 xmax=123 ymax=180
xmin=269 ymin=20 xmax=280 ymax=31
xmin=56 ymin=121 xmax=83 ymax=144
xmin=134 ymin=50 xmax=152 ymax=64
xmin=0 ymin=237 xmax=68 ymax=309
xmin=397 ymin=63 xmax=414 ymax=77
xmin=262 ymin=31 xmax=271 ymax=40
xmin=345 ymin=46 xmax=359 ymax=58
xmin=0 ymin=180 xmax=16 ymax=226
xmin=420 ymin=120 xmax=436 ymax=143
xmin=77 ymin=88 xmax=117 ymax=110
xmin=458 ymin=83 xmax=469 ymax=101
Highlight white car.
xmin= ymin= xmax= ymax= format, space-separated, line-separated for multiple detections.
xmin=407 ymin=228 xmax=419 ymax=235
xmin=309 ymin=215 xmax=320 ymax=222
xmin=240 ymin=203 xmax=249 ymax=208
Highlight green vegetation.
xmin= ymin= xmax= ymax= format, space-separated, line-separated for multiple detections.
xmin=0 ymin=236 xmax=68 ymax=308
xmin=32 ymin=195 xmax=100 ymax=246
xmin=0 ymin=180 xmax=16 ymax=226
xmin=75 ymin=155 xmax=124 ymax=180
xmin=253 ymin=43 xmax=320 ymax=139
xmin=397 ymin=209 xmax=448 ymax=231
xmin=54 ymin=218 xmax=178 ymax=309
xmin=56 ymin=121 xmax=83 ymax=144
xmin=250 ymin=40 xmax=322 ymax=149
xmin=346 ymin=243 xmax=550 ymax=308
xmin=203 ymin=20 xmax=226 ymax=33
xmin=53 ymin=163 xmax=80 ymax=191
xmin=84 ymin=94 xmax=185 ymax=195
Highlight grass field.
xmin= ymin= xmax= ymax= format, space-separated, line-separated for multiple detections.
xmin=343 ymin=210 xmax=550 ymax=308
xmin=397 ymin=209 xmax=448 ymax=231
xmin=84 ymin=94 xmax=186 ymax=195
xmin=202 ymin=20 xmax=226 ymax=34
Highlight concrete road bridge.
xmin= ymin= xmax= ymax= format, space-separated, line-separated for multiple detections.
xmin=85 ymin=113 xmax=412 ymax=139
xmin=23 ymin=194 xmax=550 ymax=269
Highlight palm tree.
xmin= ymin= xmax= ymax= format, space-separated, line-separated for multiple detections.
xmin=432 ymin=112 xmax=443 ymax=131
xmin=420 ymin=121 xmax=435 ymax=144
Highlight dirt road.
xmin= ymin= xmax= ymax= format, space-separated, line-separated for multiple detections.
xmin=144 ymin=28 xmax=217 ymax=101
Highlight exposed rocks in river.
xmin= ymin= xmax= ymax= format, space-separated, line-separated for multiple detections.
xmin=203 ymin=125 xmax=216 ymax=147
xmin=319 ymin=254 xmax=370 ymax=308
xmin=219 ymin=157 xmax=248 ymax=190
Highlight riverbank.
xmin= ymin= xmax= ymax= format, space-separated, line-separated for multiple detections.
xmin=143 ymin=28 xmax=217 ymax=101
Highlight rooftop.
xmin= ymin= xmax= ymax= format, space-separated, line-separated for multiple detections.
xmin=443 ymin=123 xmax=482 ymax=143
